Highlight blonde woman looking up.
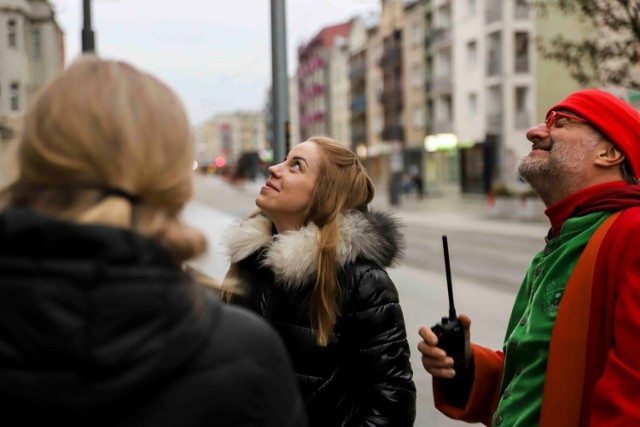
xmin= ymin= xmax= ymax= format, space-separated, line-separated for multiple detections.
xmin=222 ymin=137 xmax=416 ymax=427
xmin=0 ymin=55 xmax=307 ymax=427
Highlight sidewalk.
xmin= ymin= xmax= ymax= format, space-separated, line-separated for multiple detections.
xmin=370 ymin=187 xmax=549 ymax=239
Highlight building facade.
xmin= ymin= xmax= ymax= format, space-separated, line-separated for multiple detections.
xmin=0 ymin=0 xmax=63 ymax=187
xmin=297 ymin=21 xmax=351 ymax=142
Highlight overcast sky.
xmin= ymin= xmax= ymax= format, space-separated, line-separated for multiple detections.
xmin=50 ymin=0 xmax=380 ymax=125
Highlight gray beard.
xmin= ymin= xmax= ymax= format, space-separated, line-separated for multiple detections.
xmin=517 ymin=146 xmax=591 ymax=203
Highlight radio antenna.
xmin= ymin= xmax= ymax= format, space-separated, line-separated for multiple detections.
xmin=442 ymin=235 xmax=457 ymax=319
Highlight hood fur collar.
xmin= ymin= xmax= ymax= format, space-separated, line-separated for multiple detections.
xmin=224 ymin=210 xmax=404 ymax=287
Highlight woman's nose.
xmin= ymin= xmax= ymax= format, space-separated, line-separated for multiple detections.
xmin=268 ymin=163 xmax=281 ymax=177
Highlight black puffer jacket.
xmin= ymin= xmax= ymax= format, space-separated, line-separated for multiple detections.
xmin=225 ymin=209 xmax=416 ymax=427
xmin=0 ymin=208 xmax=308 ymax=427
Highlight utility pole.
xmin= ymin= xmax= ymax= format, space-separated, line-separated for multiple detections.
xmin=82 ymin=0 xmax=96 ymax=53
xmin=270 ymin=0 xmax=289 ymax=164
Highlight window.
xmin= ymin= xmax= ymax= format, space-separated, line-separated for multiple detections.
xmin=514 ymin=86 xmax=531 ymax=128
xmin=436 ymin=48 xmax=453 ymax=77
xmin=468 ymin=93 xmax=478 ymax=116
xmin=437 ymin=4 xmax=452 ymax=28
xmin=32 ymin=28 xmax=41 ymax=59
xmin=515 ymin=0 xmax=530 ymax=19
xmin=468 ymin=0 xmax=477 ymax=16
xmin=412 ymin=63 xmax=423 ymax=88
xmin=8 ymin=19 xmax=17 ymax=48
xmin=467 ymin=40 xmax=478 ymax=70
xmin=10 ymin=82 xmax=19 ymax=112
xmin=438 ymin=94 xmax=453 ymax=122
xmin=487 ymin=31 xmax=502 ymax=77
xmin=413 ymin=106 xmax=424 ymax=129
xmin=411 ymin=22 xmax=422 ymax=46
xmin=514 ymin=32 xmax=529 ymax=73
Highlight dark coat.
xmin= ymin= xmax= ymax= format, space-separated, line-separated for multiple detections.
xmin=0 ymin=208 xmax=308 ymax=427
xmin=225 ymin=210 xmax=416 ymax=427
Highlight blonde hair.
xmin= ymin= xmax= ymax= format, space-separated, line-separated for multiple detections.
xmin=222 ymin=137 xmax=374 ymax=346
xmin=0 ymin=55 xmax=206 ymax=264
xmin=305 ymin=136 xmax=374 ymax=345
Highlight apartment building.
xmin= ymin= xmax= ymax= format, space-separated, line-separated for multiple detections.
xmin=348 ymin=16 xmax=368 ymax=154
xmin=193 ymin=111 xmax=266 ymax=177
xmin=363 ymin=24 xmax=386 ymax=186
xmin=297 ymin=21 xmax=352 ymax=143
xmin=0 ymin=0 xmax=63 ymax=186
xmin=421 ymin=0 xmax=590 ymax=195
xmin=402 ymin=1 xmax=426 ymax=184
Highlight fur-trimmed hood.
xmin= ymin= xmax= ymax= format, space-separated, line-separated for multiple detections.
xmin=224 ymin=210 xmax=405 ymax=287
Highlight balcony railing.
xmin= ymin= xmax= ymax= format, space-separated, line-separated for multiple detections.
xmin=424 ymin=31 xmax=433 ymax=49
xmin=379 ymin=88 xmax=403 ymax=108
xmin=433 ymin=118 xmax=453 ymax=134
xmin=380 ymin=47 xmax=402 ymax=68
xmin=382 ymin=124 xmax=404 ymax=142
xmin=433 ymin=75 xmax=453 ymax=92
xmin=351 ymin=123 xmax=367 ymax=144
xmin=351 ymin=95 xmax=367 ymax=114
xmin=433 ymin=27 xmax=452 ymax=44
xmin=350 ymin=64 xmax=366 ymax=81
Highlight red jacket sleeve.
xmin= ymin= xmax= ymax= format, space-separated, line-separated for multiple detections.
xmin=433 ymin=344 xmax=504 ymax=425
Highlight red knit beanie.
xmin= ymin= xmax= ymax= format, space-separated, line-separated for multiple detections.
xmin=548 ymin=89 xmax=640 ymax=178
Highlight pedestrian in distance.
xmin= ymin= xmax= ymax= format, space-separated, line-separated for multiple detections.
xmin=220 ymin=136 xmax=417 ymax=427
xmin=0 ymin=55 xmax=308 ymax=427
xmin=418 ymin=88 xmax=640 ymax=426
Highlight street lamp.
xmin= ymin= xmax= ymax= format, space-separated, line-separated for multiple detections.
xmin=82 ymin=0 xmax=95 ymax=53
xmin=270 ymin=0 xmax=289 ymax=165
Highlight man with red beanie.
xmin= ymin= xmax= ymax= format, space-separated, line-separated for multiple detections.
xmin=418 ymin=88 xmax=640 ymax=426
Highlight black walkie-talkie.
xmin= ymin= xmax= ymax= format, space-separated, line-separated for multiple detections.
xmin=431 ymin=235 xmax=466 ymax=374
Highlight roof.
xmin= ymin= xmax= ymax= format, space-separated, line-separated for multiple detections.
xmin=315 ymin=21 xmax=351 ymax=47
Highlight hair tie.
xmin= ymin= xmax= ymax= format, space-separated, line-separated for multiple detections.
xmin=103 ymin=187 xmax=141 ymax=204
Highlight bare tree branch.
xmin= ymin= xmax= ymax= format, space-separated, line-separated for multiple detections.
xmin=535 ymin=0 xmax=640 ymax=89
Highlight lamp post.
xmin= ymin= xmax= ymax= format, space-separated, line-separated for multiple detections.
xmin=270 ymin=0 xmax=289 ymax=164
xmin=82 ymin=0 xmax=95 ymax=53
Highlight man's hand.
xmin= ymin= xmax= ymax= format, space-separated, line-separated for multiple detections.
xmin=417 ymin=314 xmax=472 ymax=378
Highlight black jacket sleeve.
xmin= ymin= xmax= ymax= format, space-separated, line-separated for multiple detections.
xmin=344 ymin=265 xmax=417 ymax=426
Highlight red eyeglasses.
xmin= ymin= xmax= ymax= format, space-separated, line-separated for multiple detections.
xmin=545 ymin=110 xmax=588 ymax=128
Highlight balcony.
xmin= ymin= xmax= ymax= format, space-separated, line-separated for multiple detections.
xmin=424 ymin=31 xmax=433 ymax=49
xmin=382 ymin=124 xmax=404 ymax=142
xmin=433 ymin=118 xmax=453 ymax=134
xmin=379 ymin=87 xmax=403 ymax=108
xmin=380 ymin=47 xmax=402 ymax=68
xmin=433 ymin=75 xmax=453 ymax=92
xmin=350 ymin=64 xmax=366 ymax=81
xmin=425 ymin=77 xmax=433 ymax=92
xmin=433 ymin=27 xmax=452 ymax=45
xmin=351 ymin=95 xmax=367 ymax=114
xmin=351 ymin=123 xmax=367 ymax=145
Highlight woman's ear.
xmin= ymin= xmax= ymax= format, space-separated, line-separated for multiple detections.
xmin=595 ymin=142 xmax=625 ymax=168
